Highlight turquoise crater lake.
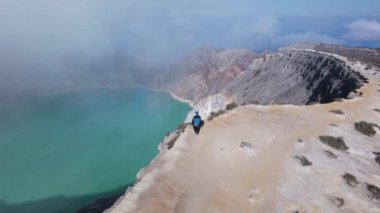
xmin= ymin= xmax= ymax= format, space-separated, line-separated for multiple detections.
xmin=0 ymin=88 xmax=191 ymax=213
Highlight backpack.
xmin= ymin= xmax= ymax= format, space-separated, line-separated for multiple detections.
xmin=193 ymin=116 xmax=202 ymax=127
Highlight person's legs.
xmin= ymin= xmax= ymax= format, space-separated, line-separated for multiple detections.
xmin=193 ymin=126 xmax=200 ymax=134
xmin=197 ymin=121 xmax=204 ymax=134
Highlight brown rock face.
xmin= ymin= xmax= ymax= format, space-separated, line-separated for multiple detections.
xmin=149 ymin=46 xmax=258 ymax=104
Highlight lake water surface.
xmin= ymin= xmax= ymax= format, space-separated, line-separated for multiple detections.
xmin=0 ymin=88 xmax=191 ymax=213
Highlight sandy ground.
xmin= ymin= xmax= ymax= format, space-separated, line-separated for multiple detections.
xmin=107 ymin=52 xmax=380 ymax=213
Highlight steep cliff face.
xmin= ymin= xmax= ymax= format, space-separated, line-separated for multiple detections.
xmin=224 ymin=50 xmax=365 ymax=105
xmin=149 ymin=46 xmax=366 ymax=108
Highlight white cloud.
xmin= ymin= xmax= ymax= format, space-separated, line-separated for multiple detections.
xmin=343 ymin=19 xmax=380 ymax=41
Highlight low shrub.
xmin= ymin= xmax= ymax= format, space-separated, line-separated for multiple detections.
xmin=177 ymin=122 xmax=190 ymax=133
xmin=329 ymin=109 xmax=344 ymax=115
xmin=319 ymin=136 xmax=348 ymax=151
xmin=225 ymin=102 xmax=238 ymax=111
xmin=167 ymin=133 xmax=181 ymax=150
xmin=207 ymin=110 xmax=226 ymax=121
xmin=354 ymin=121 xmax=379 ymax=137
xmin=342 ymin=173 xmax=359 ymax=187
xmin=367 ymin=184 xmax=380 ymax=200
xmin=324 ymin=150 xmax=338 ymax=159
xmin=293 ymin=155 xmax=312 ymax=166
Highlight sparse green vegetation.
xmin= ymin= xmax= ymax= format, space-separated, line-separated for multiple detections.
xmin=373 ymin=152 xmax=380 ymax=166
xmin=167 ymin=133 xmax=181 ymax=150
xmin=330 ymin=197 xmax=345 ymax=208
xmin=319 ymin=136 xmax=348 ymax=151
xmin=225 ymin=102 xmax=238 ymax=111
xmin=306 ymin=101 xmax=319 ymax=105
xmin=329 ymin=109 xmax=344 ymax=115
xmin=242 ymin=100 xmax=260 ymax=105
xmin=207 ymin=110 xmax=226 ymax=121
xmin=366 ymin=184 xmax=380 ymax=200
xmin=177 ymin=122 xmax=190 ymax=133
xmin=165 ymin=122 xmax=191 ymax=149
xmin=324 ymin=150 xmax=338 ymax=159
xmin=354 ymin=121 xmax=379 ymax=137
xmin=293 ymin=155 xmax=312 ymax=166
xmin=342 ymin=173 xmax=359 ymax=187
xmin=376 ymin=156 xmax=380 ymax=166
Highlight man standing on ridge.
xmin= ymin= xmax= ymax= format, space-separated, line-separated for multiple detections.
xmin=191 ymin=111 xmax=204 ymax=135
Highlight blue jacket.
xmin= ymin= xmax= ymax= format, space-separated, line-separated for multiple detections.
xmin=192 ymin=115 xmax=202 ymax=127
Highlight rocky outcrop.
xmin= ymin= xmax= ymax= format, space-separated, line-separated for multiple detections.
xmin=148 ymin=45 xmax=367 ymax=109
xmin=288 ymin=42 xmax=380 ymax=68
xmin=224 ymin=50 xmax=365 ymax=105
xmin=149 ymin=46 xmax=258 ymax=104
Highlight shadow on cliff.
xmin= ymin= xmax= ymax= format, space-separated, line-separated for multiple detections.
xmin=0 ymin=182 xmax=133 ymax=213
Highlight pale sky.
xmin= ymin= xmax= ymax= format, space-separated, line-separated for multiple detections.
xmin=1 ymin=0 xmax=379 ymax=61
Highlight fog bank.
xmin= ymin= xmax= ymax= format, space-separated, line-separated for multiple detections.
xmin=0 ymin=0 xmax=379 ymax=101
